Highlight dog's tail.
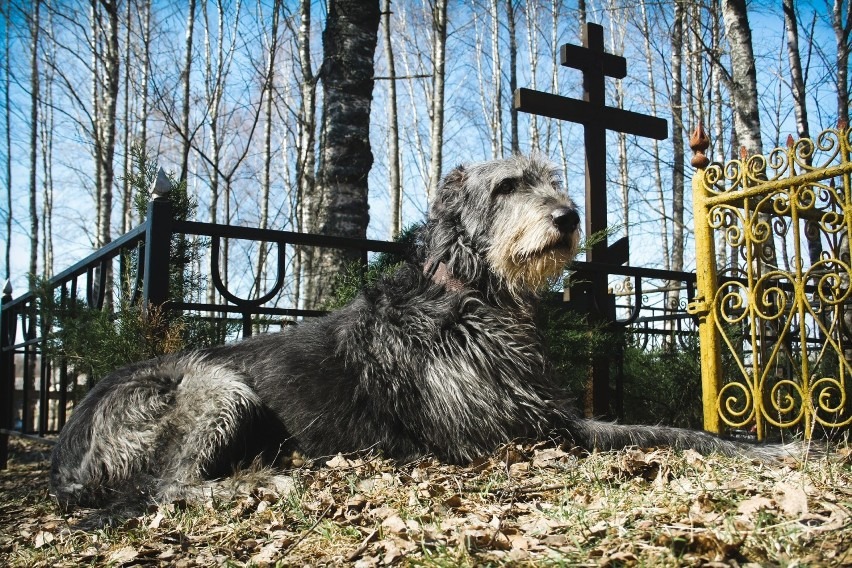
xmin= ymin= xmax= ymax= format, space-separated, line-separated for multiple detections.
xmin=50 ymin=354 xmax=269 ymax=518
xmin=570 ymin=418 xmax=797 ymax=461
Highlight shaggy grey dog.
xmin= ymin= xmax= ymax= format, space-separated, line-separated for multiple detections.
xmin=50 ymin=154 xmax=762 ymax=513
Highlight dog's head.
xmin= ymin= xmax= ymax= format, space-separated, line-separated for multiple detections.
xmin=426 ymin=154 xmax=580 ymax=296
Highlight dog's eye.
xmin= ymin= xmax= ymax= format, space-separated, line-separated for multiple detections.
xmin=493 ymin=179 xmax=515 ymax=196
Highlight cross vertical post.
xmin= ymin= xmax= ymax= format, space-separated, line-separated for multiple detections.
xmin=514 ymin=21 xmax=667 ymax=417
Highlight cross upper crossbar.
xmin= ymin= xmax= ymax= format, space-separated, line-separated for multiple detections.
xmin=513 ymin=89 xmax=667 ymax=140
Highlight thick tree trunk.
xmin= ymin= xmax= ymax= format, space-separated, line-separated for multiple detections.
xmin=784 ymin=0 xmax=821 ymax=264
xmin=722 ymin=0 xmax=763 ymax=157
xmin=723 ymin=0 xmax=776 ymax=270
xmin=310 ymin=0 xmax=380 ymax=307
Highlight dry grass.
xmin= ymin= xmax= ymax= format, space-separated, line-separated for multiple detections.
xmin=1 ymin=437 xmax=849 ymax=567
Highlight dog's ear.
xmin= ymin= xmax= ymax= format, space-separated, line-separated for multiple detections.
xmin=429 ymin=165 xmax=466 ymax=218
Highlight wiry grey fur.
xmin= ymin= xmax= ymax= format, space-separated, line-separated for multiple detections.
xmin=50 ymin=154 xmax=771 ymax=515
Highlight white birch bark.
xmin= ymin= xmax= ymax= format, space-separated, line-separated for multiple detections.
xmin=489 ymin=1 xmax=503 ymax=158
xmin=383 ymin=0 xmax=402 ymax=237
xmin=507 ymin=0 xmax=518 ymax=154
xmin=427 ymin=0 xmax=447 ymax=201
xmin=639 ymin=0 xmax=669 ymax=270
xmin=179 ymin=0 xmax=196 ymax=183
xmin=254 ymin=0 xmax=280 ymax=301
xmin=3 ymin=0 xmax=10 ymax=278
xmin=832 ymin=0 xmax=850 ymax=126
xmin=525 ymin=0 xmax=540 ymax=152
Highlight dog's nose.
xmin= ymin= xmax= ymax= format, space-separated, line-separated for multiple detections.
xmin=551 ymin=207 xmax=580 ymax=234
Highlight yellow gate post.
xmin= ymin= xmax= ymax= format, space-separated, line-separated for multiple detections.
xmin=687 ymin=125 xmax=722 ymax=434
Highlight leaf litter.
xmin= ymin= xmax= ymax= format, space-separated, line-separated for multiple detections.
xmin=1 ymin=436 xmax=849 ymax=566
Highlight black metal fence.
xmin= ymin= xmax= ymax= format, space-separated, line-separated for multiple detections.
xmin=0 ymin=192 xmax=698 ymax=468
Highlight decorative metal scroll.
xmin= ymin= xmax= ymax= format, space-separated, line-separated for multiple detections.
xmin=689 ymin=125 xmax=852 ymax=439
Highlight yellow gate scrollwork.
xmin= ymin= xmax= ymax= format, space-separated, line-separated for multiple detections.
xmin=689 ymin=124 xmax=852 ymax=439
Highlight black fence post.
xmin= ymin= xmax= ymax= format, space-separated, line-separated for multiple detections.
xmin=0 ymin=281 xmax=15 ymax=468
xmin=142 ymin=170 xmax=173 ymax=312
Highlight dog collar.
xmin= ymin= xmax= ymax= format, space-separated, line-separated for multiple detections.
xmin=425 ymin=260 xmax=465 ymax=292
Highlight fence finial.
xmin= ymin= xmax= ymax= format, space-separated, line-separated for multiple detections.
xmin=689 ymin=123 xmax=710 ymax=169
xmin=151 ymin=167 xmax=172 ymax=197
xmin=2 ymin=279 xmax=11 ymax=297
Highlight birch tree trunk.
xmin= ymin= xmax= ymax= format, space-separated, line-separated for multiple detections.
xmin=179 ymin=0 xmax=196 ymax=183
xmin=427 ymin=0 xmax=447 ymax=200
xmin=608 ymin=10 xmax=627 ymax=241
xmin=722 ymin=0 xmax=763 ymax=157
xmin=711 ymin=0 xmax=728 ymax=270
xmin=254 ymin=0 xmax=280 ymax=301
xmin=783 ymin=0 xmax=821 ymax=264
xmin=383 ymin=0 xmax=402 ymax=237
xmin=507 ymin=0 xmax=518 ymax=154
xmin=139 ymin=0 xmax=151 ymax=163
xmin=26 ymin=0 xmax=40 ymax=431
xmin=639 ymin=0 xmax=669 ymax=270
xmin=525 ymin=0 xmax=540 ymax=152
xmin=4 ymin=1 xmax=13 ymax=279
xmin=723 ymin=0 xmax=777 ymax=273
xmin=121 ymin=0 xmax=132 ymax=234
xmin=94 ymin=0 xmax=120 ymax=253
xmin=832 ymin=0 xmax=851 ymax=126
xmin=552 ymin=0 xmax=568 ymax=176
xmin=310 ymin=0 xmax=380 ymax=307
xmin=784 ymin=0 xmax=810 ymax=139
xmin=41 ymin=5 xmax=55 ymax=277
xmin=669 ymin=0 xmax=685 ymax=309
xmin=489 ymin=0 xmax=503 ymax=158
xmin=295 ymin=0 xmax=317 ymax=309
xmin=396 ymin=4 xmax=429 ymax=186
xmin=29 ymin=0 xmax=40 ymax=283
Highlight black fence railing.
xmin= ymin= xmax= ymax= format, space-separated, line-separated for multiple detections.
xmin=0 ymin=192 xmax=699 ymax=468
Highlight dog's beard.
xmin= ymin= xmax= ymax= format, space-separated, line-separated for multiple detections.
xmin=487 ymin=223 xmax=578 ymax=294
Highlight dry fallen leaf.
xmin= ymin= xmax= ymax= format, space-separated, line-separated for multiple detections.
xmin=773 ymin=482 xmax=808 ymax=518
xmin=33 ymin=531 xmax=54 ymax=548
xmin=250 ymin=542 xmax=280 ymax=567
xmin=107 ymin=546 xmax=139 ymax=565
xmin=381 ymin=514 xmax=409 ymax=535
xmin=737 ymin=495 xmax=774 ymax=515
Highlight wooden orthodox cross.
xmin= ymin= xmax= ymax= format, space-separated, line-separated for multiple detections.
xmin=514 ymin=22 xmax=667 ymax=417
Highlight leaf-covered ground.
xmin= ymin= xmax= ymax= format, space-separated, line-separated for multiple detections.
xmin=1 ymin=436 xmax=850 ymax=567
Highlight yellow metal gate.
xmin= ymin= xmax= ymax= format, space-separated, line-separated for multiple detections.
xmin=688 ymin=125 xmax=852 ymax=439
